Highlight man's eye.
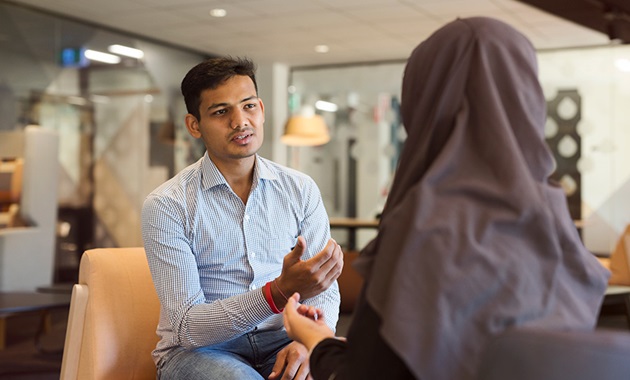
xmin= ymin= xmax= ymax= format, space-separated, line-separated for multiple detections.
xmin=214 ymin=109 xmax=227 ymax=115
xmin=244 ymin=103 xmax=256 ymax=109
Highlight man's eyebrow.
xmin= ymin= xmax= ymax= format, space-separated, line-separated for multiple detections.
xmin=207 ymin=102 xmax=228 ymax=111
xmin=206 ymin=96 xmax=257 ymax=111
xmin=241 ymin=95 xmax=258 ymax=103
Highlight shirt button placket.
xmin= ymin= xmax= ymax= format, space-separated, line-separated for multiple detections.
xmin=243 ymin=212 xmax=257 ymax=291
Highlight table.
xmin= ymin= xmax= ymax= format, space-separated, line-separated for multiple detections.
xmin=0 ymin=291 xmax=71 ymax=350
xmin=329 ymin=217 xmax=379 ymax=251
xmin=600 ymin=286 xmax=630 ymax=329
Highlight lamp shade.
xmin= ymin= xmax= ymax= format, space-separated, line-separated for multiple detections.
xmin=281 ymin=114 xmax=330 ymax=146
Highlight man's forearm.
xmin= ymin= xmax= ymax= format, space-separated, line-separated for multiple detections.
xmin=173 ymin=289 xmax=276 ymax=348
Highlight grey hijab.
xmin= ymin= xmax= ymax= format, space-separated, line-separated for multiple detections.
xmin=355 ymin=17 xmax=609 ymax=380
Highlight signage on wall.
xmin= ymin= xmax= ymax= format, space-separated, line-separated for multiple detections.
xmin=59 ymin=47 xmax=89 ymax=68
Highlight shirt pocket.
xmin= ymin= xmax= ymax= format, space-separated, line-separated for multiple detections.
xmin=260 ymin=236 xmax=296 ymax=266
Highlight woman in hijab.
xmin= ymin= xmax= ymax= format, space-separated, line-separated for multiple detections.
xmin=283 ymin=16 xmax=609 ymax=380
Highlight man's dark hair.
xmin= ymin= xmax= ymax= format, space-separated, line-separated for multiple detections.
xmin=181 ymin=56 xmax=257 ymax=120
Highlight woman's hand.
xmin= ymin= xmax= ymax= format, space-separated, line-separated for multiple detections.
xmin=283 ymin=293 xmax=335 ymax=351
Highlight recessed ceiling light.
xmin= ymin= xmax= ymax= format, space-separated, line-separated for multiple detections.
xmin=314 ymin=45 xmax=329 ymax=53
xmin=84 ymin=49 xmax=121 ymax=64
xmin=315 ymin=100 xmax=338 ymax=112
xmin=210 ymin=8 xmax=227 ymax=17
xmin=108 ymin=44 xmax=144 ymax=59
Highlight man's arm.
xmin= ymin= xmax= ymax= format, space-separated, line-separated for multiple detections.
xmin=272 ymin=236 xmax=342 ymax=331
xmin=142 ymin=194 xmax=275 ymax=348
xmin=273 ymin=176 xmax=342 ymax=331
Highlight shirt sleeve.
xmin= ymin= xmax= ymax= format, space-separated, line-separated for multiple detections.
xmin=296 ymin=176 xmax=341 ymax=332
xmin=310 ymin=338 xmax=348 ymax=380
xmin=142 ymin=194 xmax=275 ymax=349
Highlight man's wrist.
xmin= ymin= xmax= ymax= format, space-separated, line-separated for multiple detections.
xmin=263 ymin=282 xmax=284 ymax=313
xmin=272 ymin=278 xmax=289 ymax=308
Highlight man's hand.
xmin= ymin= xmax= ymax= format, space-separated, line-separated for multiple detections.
xmin=274 ymin=237 xmax=343 ymax=306
xmin=268 ymin=340 xmax=312 ymax=380
xmin=283 ymin=293 xmax=334 ymax=352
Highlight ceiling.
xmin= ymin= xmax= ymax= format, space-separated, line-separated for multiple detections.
xmin=4 ymin=0 xmax=619 ymax=67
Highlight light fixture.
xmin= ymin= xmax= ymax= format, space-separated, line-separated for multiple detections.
xmin=615 ymin=58 xmax=630 ymax=72
xmin=84 ymin=49 xmax=121 ymax=64
xmin=314 ymin=45 xmax=329 ymax=53
xmin=108 ymin=44 xmax=144 ymax=59
xmin=210 ymin=8 xmax=227 ymax=17
xmin=315 ymin=100 xmax=338 ymax=112
xmin=281 ymin=106 xmax=330 ymax=146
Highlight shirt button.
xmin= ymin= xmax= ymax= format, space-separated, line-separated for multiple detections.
xmin=251 ymin=252 xmax=256 ymax=258
xmin=244 ymin=214 xmax=250 ymax=221
xmin=251 ymin=284 xmax=257 ymax=290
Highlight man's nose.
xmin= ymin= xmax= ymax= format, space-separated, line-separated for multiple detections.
xmin=231 ymin=109 xmax=248 ymax=129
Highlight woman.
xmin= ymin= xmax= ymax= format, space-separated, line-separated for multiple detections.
xmin=283 ymin=17 xmax=609 ymax=380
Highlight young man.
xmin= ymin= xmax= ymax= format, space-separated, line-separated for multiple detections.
xmin=142 ymin=57 xmax=343 ymax=380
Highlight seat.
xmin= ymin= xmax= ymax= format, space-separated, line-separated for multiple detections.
xmin=477 ymin=327 xmax=630 ymax=380
xmin=60 ymin=247 xmax=160 ymax=380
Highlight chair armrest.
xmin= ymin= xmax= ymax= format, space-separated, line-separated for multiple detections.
xmin=60 ymin=284 xmax=89 ymax=380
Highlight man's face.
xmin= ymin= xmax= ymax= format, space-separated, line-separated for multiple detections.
xmin=186 ymin=75 xmax=264 ymax=166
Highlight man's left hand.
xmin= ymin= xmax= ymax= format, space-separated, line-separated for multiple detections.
xmin=268 ymin=341 xmax=312 ymax=380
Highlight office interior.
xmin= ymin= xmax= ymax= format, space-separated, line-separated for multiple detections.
xmin=1 ymin=0 xmax=630 ymax=377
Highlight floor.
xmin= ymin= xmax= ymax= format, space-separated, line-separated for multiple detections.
xmin=0 ymin=303 xmax=627 ymax=379
xmin=0 ymin=308 xmax=68 ymax=380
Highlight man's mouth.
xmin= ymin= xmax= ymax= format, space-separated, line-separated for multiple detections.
xmin=232 ymin=132 xmax=253 ymax=144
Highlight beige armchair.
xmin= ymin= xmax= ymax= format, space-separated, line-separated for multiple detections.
xmin=60 ymin=247 xmax=160 ymax=380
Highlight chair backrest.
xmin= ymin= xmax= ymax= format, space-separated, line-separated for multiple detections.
xmin=60 ymin=247 xmax=161 ymax=380
xmin=477 ymin=327 xmax=630 ymax=380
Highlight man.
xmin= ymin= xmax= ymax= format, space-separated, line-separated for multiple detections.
xmin=142 ymin=57 xmax=343 ymax=380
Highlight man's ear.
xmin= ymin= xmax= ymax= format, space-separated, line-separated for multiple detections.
xmin=184 ymin=114 xmax=202 ymax=138
xmin=259 ymin=98 xmax=265 ymax=124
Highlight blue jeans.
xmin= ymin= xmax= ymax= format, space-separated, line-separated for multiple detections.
xmin=158 ymin=328 xmax=292 ymax=380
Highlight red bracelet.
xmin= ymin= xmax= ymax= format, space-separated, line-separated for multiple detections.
xmin=273 ymin=278 xmax=289 ymax=302
xmin=264 ymin=281 xmax=283 ymax=314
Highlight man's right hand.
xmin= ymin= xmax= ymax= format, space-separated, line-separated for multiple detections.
xmin=274 ymin=236 xmax=343 ymax=305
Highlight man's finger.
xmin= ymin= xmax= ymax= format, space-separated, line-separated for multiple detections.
xmin=280 ymin=358 xmax=301 ymax=380
xmin=294 ymin=363 xmax=310 ymax=380
xmin=305 ymin=239 xmax=338 ymax=270
xmin=285 ymin=236 xmax=307 ymax=264
xmin=269 ymin=347 xmax=288 ymax=379
xmin=312 ymin=242 xmax=343 ymax=275
xmin=322 ymin=260 xmax=343 ymax=285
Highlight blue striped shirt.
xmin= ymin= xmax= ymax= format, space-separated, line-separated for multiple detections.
xmin=142 ymin=153 xmax=340 ymax=364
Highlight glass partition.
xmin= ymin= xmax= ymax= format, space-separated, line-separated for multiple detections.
xmin=0 ymin=2 xmax=208 ymax=281
xmin=291 ymin=44 xmax=630 ymax=255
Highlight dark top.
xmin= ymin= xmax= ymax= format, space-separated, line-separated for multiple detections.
xmin=310 ymin=293 xmax=415 ymax=380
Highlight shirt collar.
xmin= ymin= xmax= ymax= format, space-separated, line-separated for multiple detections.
xmin=201 ymin=153 xmax=278 ymax=191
